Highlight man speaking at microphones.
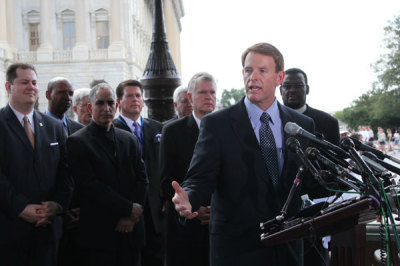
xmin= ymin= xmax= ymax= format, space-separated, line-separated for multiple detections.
xmin=171 ymin=43 xmax=324 ymax=266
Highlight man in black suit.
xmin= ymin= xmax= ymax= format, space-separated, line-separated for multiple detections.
xmin=280 ymin=68 xmax=339 ymax=145
xmin=280 ymin=68 xmax=340 ymax=265
xmin=113 ymin=80 xmax=164 ymax=266
xmin=45 ymin=78 xmax=83 ymax=266
xmin=45 ymin=77 xmax=84 ymax=135
xmin=0 ymin=63 xmax=72 ymax=266
xmin=160 ymin=72 xmax=217 ymax=266
xmin=67 ymin=83 xmax=148 ymax=266
xmin=172 ymin=43 xmax=320 ymax=266
xmin=163 ymin=85 xmax=193 ymax=125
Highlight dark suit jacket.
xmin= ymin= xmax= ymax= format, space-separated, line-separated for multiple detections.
xmin=183 ymin=99 xmax=316 ymax=266
xmin=160 ymin=114 xmax=209 ymax=266
xmin=67 ymin=122 xmax=148 ymax=250
xmin=0 ymin=104 xmax=72 ymax=245
xmin=113 ymin=116 xmax=164 ymax=233
xmin=66 ymin=118 xmax=84 ymax=135
xmin=160 ymin=114 xmax=199 ymax=203
xmin=303 ymin=105 xmax=340 ymax=145
xmin=162 ymin=115 xmax=178 ymax=126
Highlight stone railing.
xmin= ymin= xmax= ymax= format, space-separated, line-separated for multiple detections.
xmin=53 ymin=50 xmax=72 ymax=61
xmin=89 ymin=49 xmax=108 ymax=60
xmin=10 ymin=49 xmax=110 ymax=62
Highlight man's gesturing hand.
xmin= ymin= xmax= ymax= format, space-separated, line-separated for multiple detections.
xmin=171 ymin=181 xmax=198 ymax=219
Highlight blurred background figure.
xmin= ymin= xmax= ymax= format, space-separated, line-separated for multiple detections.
xmin=72 ymin=88 xmax=92 ymax=126
xmin=377 ymin=127 xmax=386 ymax=152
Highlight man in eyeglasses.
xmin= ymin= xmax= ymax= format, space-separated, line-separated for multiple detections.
xmin=280 ymin=68 xmax=339 ymax=266
xmin=280 ymin=68 xmax=339 ymax=146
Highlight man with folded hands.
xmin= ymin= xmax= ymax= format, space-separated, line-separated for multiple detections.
xmin=67 ymin=83 xmax=148 ymax=266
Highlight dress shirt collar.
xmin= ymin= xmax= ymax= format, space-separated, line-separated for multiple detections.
xmin=244 ymin=96 xmax=280 ymax=128
xmin=292 ymin=104 xmax=307 ymax=114
xmin=45 ymin=109 xmax=68 ymax=128
xmin=120 ymin=114 xmax=141 ymax=126
xmin=9 ymin=103 xmax=35 ymax=132
xmin=192 ymin=111 xmax=201 ymax=129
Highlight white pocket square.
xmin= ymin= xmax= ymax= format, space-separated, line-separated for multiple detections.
xmin=50 ymin=142 xmax=59 ymax=146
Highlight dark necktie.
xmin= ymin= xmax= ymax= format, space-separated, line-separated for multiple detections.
xmin=259 ymin=112 xmax=279 ymax=187
xmin=132 ymin=121 xmax=143 ymax=152
xmin=23 ymin=116 xmax=35 ymax=148
xmin=61 ymin=120 xmax=68 ymax=136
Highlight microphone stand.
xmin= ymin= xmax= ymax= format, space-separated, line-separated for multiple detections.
xmin=261 ymin=137 xmax=323 ymax=234
xmin=260 ymin=167 xmax=306 ymax=234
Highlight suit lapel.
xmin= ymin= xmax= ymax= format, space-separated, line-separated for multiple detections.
xmin=186 ymin=115 xmax=199 ymax=145
xmin=229 ymin=100 xmax=274 ymax=187
xmin=5 ymin=105 xmax=34 ymax=152
xmin=33 ymin=111 xmax=46 ymax=157
xmin=277 ymin=103 xmax=299 ymax=191
xmin=142 ymin=118 xmax=152 ymax=158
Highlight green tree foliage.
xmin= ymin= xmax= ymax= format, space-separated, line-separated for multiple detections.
xmin=334 ymin=14 xmax=400 ymax=130
xmin=220 ymin=88 xmax=245 ymax=108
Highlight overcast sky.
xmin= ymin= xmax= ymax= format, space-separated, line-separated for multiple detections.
xmin=179 ymin=0 xmax=400 ymax=112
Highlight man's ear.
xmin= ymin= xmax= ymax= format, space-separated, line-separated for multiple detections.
xmin=87 ymin=103 xmax=92 ymax=114
xmin=5 ymin=81 xmax=11 ymax=94
xmin=306 ymin=85 xmax=310 ymax=95
xmin=72 ymin=106 xmax=78 ymax=114
xmin=45 ymin=90 xmax=51 ymax=100
xmin=187 ymin=92 xmax=193 ymax=106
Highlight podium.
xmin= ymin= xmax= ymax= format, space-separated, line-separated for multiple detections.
xmin=261 ymin=197 xmax=378 ymax=266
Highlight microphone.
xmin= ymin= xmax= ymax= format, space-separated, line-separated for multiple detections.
xmin=363 ymin=152 xmax=400 ymax=176
xmin=351 ymin=137 xmax=400 ymax=164
xmin=284 ymin=122 xmax=349 ymax=158
xmin=306 ymin=147 xmax=364 ymax=192
xmin=286 ymin=137 xmax=324 ymax=185
xmin=339 ymin=137 xmax=382 ymax=197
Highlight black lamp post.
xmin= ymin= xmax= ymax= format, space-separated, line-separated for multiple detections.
xmin=141 ymin=0 xmax=181 ymax=122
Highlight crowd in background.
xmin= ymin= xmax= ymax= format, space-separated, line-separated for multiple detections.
xmin=342 ymin=125 xmax=400 ymax=153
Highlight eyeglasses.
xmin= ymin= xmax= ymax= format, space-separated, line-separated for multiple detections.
xmin=281 ymin=84 xmax=306 ymax=90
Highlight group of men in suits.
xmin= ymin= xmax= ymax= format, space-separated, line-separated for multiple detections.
xmin=0 ymin=42 xmax=339 ymax=266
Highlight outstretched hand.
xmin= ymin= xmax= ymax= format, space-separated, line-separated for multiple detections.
xmin=171 ymin=181 xmax=198 ymax=219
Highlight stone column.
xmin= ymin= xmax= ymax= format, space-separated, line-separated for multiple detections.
xmin=0 ymin=0 xmax=9 ymax=49
xmin=73 ymin=0 xmax=89 ymax=60
xmin=108 ymin=0 xmax=124 ymax=58
xmin=37 ymin=0 xmax=53 ymax=61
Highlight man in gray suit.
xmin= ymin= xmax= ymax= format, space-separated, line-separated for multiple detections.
xmin=0 ymin=63 xmax=72 ymax=266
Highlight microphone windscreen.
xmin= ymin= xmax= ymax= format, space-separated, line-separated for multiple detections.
xmin=284 ymin=122 xmax=299 ymax=135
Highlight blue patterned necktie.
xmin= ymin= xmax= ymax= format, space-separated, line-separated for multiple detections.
xmin=132 ymin=121 xmax=143 ymax=152
xmin=259 ymin=112 xmax=279 ymax=187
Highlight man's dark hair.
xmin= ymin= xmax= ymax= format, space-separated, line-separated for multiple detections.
xmin=241 ymin=43 xmax=284 ymax=73
xmin=90 ymin=79 xmax=108 ymax=88
xmin=115 ymin=79 xmax=143 ymax=100
xmin=285 ymin=68 xmax=308 ymax=85
xmin=6 ymin=63 xmax=37 ymax=83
